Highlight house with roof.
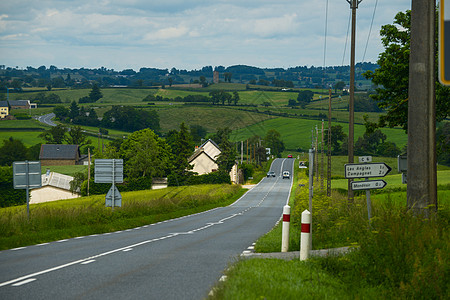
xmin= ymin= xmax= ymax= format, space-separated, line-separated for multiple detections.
xmin=8 ymin=100 xmax=37 ymax=110
xmin=188 ymin=139 xmax=238 ymax=183
xmin=0 ymin=101 xmax=8 ymax=119
xmin=30 ymin=171 xmax=80 ymax=204
xmin=39 ymin=144 xmax=86 ymax=166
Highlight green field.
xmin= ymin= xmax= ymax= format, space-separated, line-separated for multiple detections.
xmin=231 ymin=117 xmax=407 ymax=151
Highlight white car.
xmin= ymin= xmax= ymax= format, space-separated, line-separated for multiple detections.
xmin=282 ymin=171 xmax=290 ymax=179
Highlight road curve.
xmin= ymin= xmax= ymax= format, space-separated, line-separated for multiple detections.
xmin=0 ymin=158 xmax=295 ymax=300
xmin=35 ymin=113 xmax=56 ymax=127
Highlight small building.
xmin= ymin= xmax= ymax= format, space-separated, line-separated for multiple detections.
xmin=30 ymin=171 xmax=80 ymax=204
xmin=188 ymin=139 xmax=238 ymax=183
xmin=40 ymin=144 xmax=82 ymax=166
xmin=8 ymin=100 xmax=37 ymax=110
xmin=0 ymin=101 xmax=8 ymax=119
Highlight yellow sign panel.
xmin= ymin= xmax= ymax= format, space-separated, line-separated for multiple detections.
xmin=440 ymin=0 xmax=450 ymax=85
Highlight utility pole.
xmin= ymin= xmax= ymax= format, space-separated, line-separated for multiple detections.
xmin=320 ymin=120 xmax=324 ymax=192
xmin=327 ymin=89 xmax=332 ymax=196
xmin=346 ymin=0 xmax=362 ymax=202
xmin=407 ymin=0 xmax=437 ymax=216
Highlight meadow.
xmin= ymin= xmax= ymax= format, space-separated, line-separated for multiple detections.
xmin=0 ymin=184 xmax=245 ymax=250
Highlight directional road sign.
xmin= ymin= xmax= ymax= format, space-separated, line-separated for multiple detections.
xmin=351 ymin=180 xmax=387 ymax=191
xmin=344 ymin=162 xmax=392 ymax=179
xmin=94 ymin=159 xmax=123 ymax=183
xmin=13 ymin=161 xmax=42 ymax=189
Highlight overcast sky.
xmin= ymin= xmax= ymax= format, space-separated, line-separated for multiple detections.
xmin=0 ymin=1 xmax=412 ymax=71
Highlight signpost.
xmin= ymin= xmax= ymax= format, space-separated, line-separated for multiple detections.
xmin=344 ymin=158 xmax=392 ymax=222
xmin=94 ymin=159 xmax=123 ymax=208
xmin=351 ymin=180 xmax=387 ymax=191
xmin=345 ymin=162 xmax=392 ymax=179
xmin=13 ymin=160 xmax=42 ymax=218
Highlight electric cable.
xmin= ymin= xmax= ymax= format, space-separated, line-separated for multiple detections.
xmin=361 ymin=0 xmax=378 ymax=62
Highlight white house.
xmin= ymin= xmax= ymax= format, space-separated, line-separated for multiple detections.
xmin=188 ymin=139 xmax=238 ymax=183
xmin=30 ymin=172 xmax=80 ymax=204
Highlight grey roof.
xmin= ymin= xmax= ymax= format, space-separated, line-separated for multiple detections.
xmin=0 ymin=101 xmax=7 ymax=107
xmin=199 ymin=139 xmax=221 ymax=151
xmin=8 ymin=100 xmax=30 ymax=106
xmin=40 ymin=144 xmax=80 ymax=160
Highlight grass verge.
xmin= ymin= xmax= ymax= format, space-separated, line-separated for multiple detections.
xmin=0 ymin=184 xmax=246 ymax=250
xmin=210 ymin=171 xmax=450 ymax=299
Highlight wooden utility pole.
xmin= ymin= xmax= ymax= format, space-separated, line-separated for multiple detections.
xmin=320 ymin=120 xmax=324 ymax=192
xmin=87 ymin=148 xmax=90 ymax=196
xmin=407 ymin=0 xmax=437 ymax=216
xmin=346 ymin=0 xmax=362 ymax=202
xmin=327 ymin=89 xmax=332 ymax=196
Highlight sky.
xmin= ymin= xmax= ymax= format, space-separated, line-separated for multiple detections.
xmin=0 ymin=1 xmax=412 ymax=71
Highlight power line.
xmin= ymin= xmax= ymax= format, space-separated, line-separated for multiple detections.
xmin=361 ymin=0 xmax=378 ymax=62
xmin=342 ymin=10 xmax=352 ymax=66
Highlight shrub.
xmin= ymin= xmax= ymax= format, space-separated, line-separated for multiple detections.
xmin=0 ymin=167 xmax=26 ymax=207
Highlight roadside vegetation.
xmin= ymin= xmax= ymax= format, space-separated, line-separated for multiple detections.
xmin=209 ymin=169 xmax=450 ymax=299
xmin=0 ymin=184 xmax=245 ymax=250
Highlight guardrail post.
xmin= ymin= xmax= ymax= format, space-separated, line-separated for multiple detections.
xmin=300 ymin=210 xmax=311 ymax=260
xmin=281 ymin=205 xmax=290 ymax=252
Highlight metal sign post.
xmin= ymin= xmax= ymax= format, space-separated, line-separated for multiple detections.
xmin=13 ymin=161 xmax=42 ymax=219
xmin=94 ymin=159 xmax=123 ymax=208
xmin=345 ymin=158 xmax=391 ymax=222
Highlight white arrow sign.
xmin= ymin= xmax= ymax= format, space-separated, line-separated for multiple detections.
xmin=345 ymin=162 xmax=392 ymax=179
xmin=351 ymin=180 xmax=387 ymax=191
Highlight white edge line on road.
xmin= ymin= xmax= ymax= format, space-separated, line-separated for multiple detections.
xmin=12 ymin=278 xmax=36 ymax=286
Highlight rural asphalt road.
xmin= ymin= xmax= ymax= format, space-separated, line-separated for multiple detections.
xmin=35 ymin=113 xmax=56 ymax=127
xmin=0 ymin=158 xmax=295 ymax=299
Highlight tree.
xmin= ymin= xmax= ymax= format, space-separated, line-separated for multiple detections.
xmin=53 ymin=105 xmax=70 ymax=121
xmin=119 ymin=129 xmax=172 ymax=178
xmin=334 ymin=81 xmax=346 ymax=93
xmin=88 ymin=83 xmax=103 ymax=102
xmin=65 ymin=126 xmax=91 ymax=148
xmin=297 ymin=90 xmax=314 ymax=108
xmin=0 ymin=137 xmax=28 ymax=166
xmin=363 ymin=10 xmax=450 ymax=131
xmin=264 ymin=129 xmax=285 ymax=157
xmin=232 ymin=91 xmax=240 ymax=105
xmin=325 ymin=125 xmax=347 ymax=154
xmin=101 ymin=106 xmax=160 ymax=132
xmin=39 ymin=124 xmax=67 ymax=144
xmin=190 ymin=125 xmax=207 ymax=144
xmin=69 ymin=101 xmax=79 ymax=120
xmin=168 ymin=123 xmax=195 ymax=182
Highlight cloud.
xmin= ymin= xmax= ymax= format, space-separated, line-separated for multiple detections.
xmin=0 ymin=0 xmax=412 ymax=69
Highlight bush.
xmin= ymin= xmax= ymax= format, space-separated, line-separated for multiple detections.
xmin=168 ymin=171 xmax=231 ymax=186
xmin=0 ymin=167 xmax=26 ymax=207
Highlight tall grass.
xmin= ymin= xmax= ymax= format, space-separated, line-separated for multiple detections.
xmin=0 ymin=184 xmax=245 ymax=250
xmin=226 ymin=172 xmax=450 ymax=299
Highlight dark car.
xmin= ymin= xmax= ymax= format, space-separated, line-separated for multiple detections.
xmin=267 ymin=171 xmax=276 ymax=177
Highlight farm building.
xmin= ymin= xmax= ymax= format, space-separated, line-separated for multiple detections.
xmin=40 ymin=144 xmax=87 ymax=166
xmin=30 ymin=171 xmax=80 ymax=204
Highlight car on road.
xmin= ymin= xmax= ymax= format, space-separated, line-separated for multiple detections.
xmin=267 ymin=171 xmax=276 ymax=177
xmin=287 ymin=154 xmax=293 ymax=158
xmin=282 ymin=171 xmax=290 ymax=179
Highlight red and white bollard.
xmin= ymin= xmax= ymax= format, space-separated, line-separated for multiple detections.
xmin=281 ymin=205 xmax=290 ymax=252
xmin=300 ymin=209 xmax=311 ymax=260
